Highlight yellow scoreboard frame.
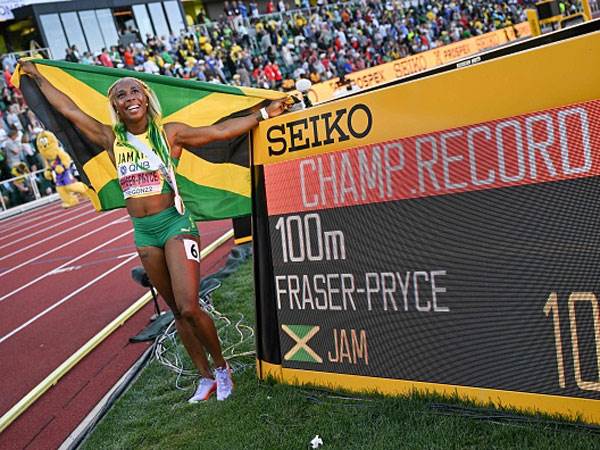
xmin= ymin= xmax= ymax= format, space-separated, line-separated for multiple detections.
xmin=251 ymin=22 xmax=600 ymax=423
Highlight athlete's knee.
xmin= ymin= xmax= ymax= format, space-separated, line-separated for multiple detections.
xmin=171 ymin=307 xmax=183 ymax=320
xmin=178 ymin=300 xmax=201 ymax=323
xmin=161 ymin=295 xmax=181 ymax=318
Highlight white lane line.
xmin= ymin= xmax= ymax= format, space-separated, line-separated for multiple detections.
xmin=111 ymin=216 xmax=131 ymax=224
xmin=0 ymin=254 xmax=138 ymax=345
xmin=0 ymin=209 xmax=120 ymax=262
xmin=1 ymin=201 xmax=89 ymax=233
xmin=116 ymin=252 xmax=137 ymax=259
xmin=0 ymin=207 xmax=60 ymax=233
xmin=3 ymin=199 xmax=65 ymax=221
xmin=1 ymin=202 xmax=87 ymax=233
xmin=0 ymin=209 xmax=96 ymax=250
xmin=0 ymin=228 xmax=133 ymax=302
xmin=49 ymin=266 xmax=82 ymax=275
xmin=0 ymin=215 xmax=127 ymax=280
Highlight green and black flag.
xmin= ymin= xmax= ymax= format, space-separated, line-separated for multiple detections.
xmin=13 ymin=59 xmax=284 ymax=221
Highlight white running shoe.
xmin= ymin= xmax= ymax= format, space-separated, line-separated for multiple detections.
xmin=188 ymin=378 xmax=217 ymax=403
xmin=214 ymin=363 xmax=234 ymax=401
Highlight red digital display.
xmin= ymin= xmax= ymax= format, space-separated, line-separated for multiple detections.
xmin=265 ymin=100 xmax=600 ymax=215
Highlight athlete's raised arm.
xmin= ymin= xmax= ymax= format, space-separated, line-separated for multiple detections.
xmin=165 ymin=99 xmax=288 ymax=158
xmin=20 ymin=61 xmax=114 ymax=151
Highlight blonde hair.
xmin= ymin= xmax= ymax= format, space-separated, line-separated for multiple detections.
xmin=107 ymin=77 xmax=163 ymax=128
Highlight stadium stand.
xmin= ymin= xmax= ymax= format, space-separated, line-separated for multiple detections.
xmin=0 ymin=0 xmax=583 ymax=210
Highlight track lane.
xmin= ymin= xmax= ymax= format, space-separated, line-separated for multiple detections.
xmin=0 ymin=200 xmax=63 ymax=226
xmin=0 ymin=237 xmax=232 ymax=450
xmin=0 ymin=210 xmax=123 ymax=263
xmin=0 ymin=207 xmax=98 ymax=249
xmin=0 ymin=202 xmax=87 ymax=234
xmin=0 ymin=220 xmax=133 ymax=299
xmin=0 ymin=250 xmax=138 ymax=341
xmin=0 ymin=218 xmax=231 ymax=300
xmin=0 ymin=209 xmax=127 ymax=279
xmin=0 ymin=305 xmax=154 ymax=450
xmin=0 ymin=254 xmax=145 ymax=414
xmin=0 ymin=217 xmax=234 ymax=420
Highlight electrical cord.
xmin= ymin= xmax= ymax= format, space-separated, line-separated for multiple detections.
xmin=154 ymin=294 xmax=255 ymax=391
xmin=428 ymin=402 xmax=600 ymax=435
xmin=269 ymin=385 xmax=600 ymax=436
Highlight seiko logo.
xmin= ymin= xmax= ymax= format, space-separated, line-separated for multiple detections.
xmin=267 ymin=103 xmax=373 ymax=156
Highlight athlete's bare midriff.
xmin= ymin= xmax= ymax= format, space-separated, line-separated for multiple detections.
xmin=126 ymin=192 xmax=174 ymax=218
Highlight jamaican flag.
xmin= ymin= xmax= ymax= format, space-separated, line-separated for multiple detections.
xmin=13 ymin=59 xmax=285 ymax=220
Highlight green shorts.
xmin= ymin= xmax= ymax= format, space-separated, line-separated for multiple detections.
xmin=131 ymin=206 xmax=199 ymax=248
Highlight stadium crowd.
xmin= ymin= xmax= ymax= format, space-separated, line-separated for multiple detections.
xmin=0 ymin=65 xmax=51 ymax=208
xmin=0 ymin=0 xmax=583 ymax=208
xmin=64 ymin=0 xmax=533 ymax=89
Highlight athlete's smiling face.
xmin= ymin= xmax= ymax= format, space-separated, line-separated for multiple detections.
xmin=111 ymin=79 xmax=148 ymax=124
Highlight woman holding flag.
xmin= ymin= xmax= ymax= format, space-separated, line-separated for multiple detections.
xmin=20 ymin=61 xmax=288 ymax=403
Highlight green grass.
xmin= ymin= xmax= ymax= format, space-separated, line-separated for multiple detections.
xmin=82 ymin=262 xmax=600 ymax=450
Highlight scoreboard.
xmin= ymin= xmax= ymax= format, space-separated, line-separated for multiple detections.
xmin=252 ymin=23 xmax=600 ymax=422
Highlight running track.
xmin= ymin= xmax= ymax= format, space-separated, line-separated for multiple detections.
xmin=0 ymin=200 xmax=234 ymax=449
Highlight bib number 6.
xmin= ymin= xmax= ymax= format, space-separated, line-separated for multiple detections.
xmin=183 ymin=239 xmax=200 ymax=262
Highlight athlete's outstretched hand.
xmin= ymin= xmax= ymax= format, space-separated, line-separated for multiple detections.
xmin=19 ymin=60 xmax=40 ymax=77
xmin=265 ymin=99 xmax=290 ymax=119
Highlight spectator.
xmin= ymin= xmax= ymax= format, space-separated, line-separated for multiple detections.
xmin=65 ymin=46 xmax=79 ymax=63
xmin=110 ymin=46 xmax=123 ymax=66
xmin=5 ymin=128 xmax=24 ymax=169
xmin=6 ymin=104 xmax=23 ymax=131
xmin=10 ymin=162 xmax=34 ymax=203
xmin=21 ymin=132 xmax=43 ymax=171
xmin=3 ymin=67 xmax=14 ymax=90
xmin=2 ymin=54 xmax=17 ymax=73
xmin=264 ymin=60 xmax=283 ymax=88
xmin=142 ymin=53 xmax=161 ymax=74
xmin=0 ymin=145 xmax=10 ymax=181
xmin=80 ymin=52 xmax=94 ymax=65
xmin=239 ymin=1 xmax=248 ymax=19
xmin=236 ymin=63 xmax=251 ymax=86
xmin=249 ymin=0 xmax=259 ymax=17
xmin=224 ymin=0 xmax=234 ymax=19
xmin=124 ymin=46 xmax=135 ymax=68
xmin=99 ymin=48 xmax=114 ymax=68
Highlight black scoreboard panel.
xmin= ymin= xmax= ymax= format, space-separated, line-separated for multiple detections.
xmin=269 ymin=176 xmax=600 ymax=399
xmin=252 ymin=24 xmax=600 ymax=422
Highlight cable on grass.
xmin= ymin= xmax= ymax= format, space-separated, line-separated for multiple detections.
xmin=292 ymin=387 xmax=600 ymax=435
xmin=154 ymin=295 xmax=255 ymax=391
xmin=429 ymin=403 xmax=600 ymax=435
xmin=256 ymin=384 xmax=376 ymax=409
xmin=297 ymin=389 xmax=375 ymax=409
xmin=258 ymin=413 xmax=306 ymax=430
xmin=293 ymin=385 xmax=600 ymax=435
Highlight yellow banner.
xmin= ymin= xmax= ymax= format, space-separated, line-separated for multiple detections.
xmin=307 ymin=22 xmax=531 ymax=103
xmin=258 ymin=361 xmax=600 ymax=424
xmin=253 ymin=27 xmax=599 ymax=166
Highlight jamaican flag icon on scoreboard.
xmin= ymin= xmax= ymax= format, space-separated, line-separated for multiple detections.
xmin=282 ymin=325 xmax=322 ymax=363
xmin=13 ymin=59 xmax=284 ymax=221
